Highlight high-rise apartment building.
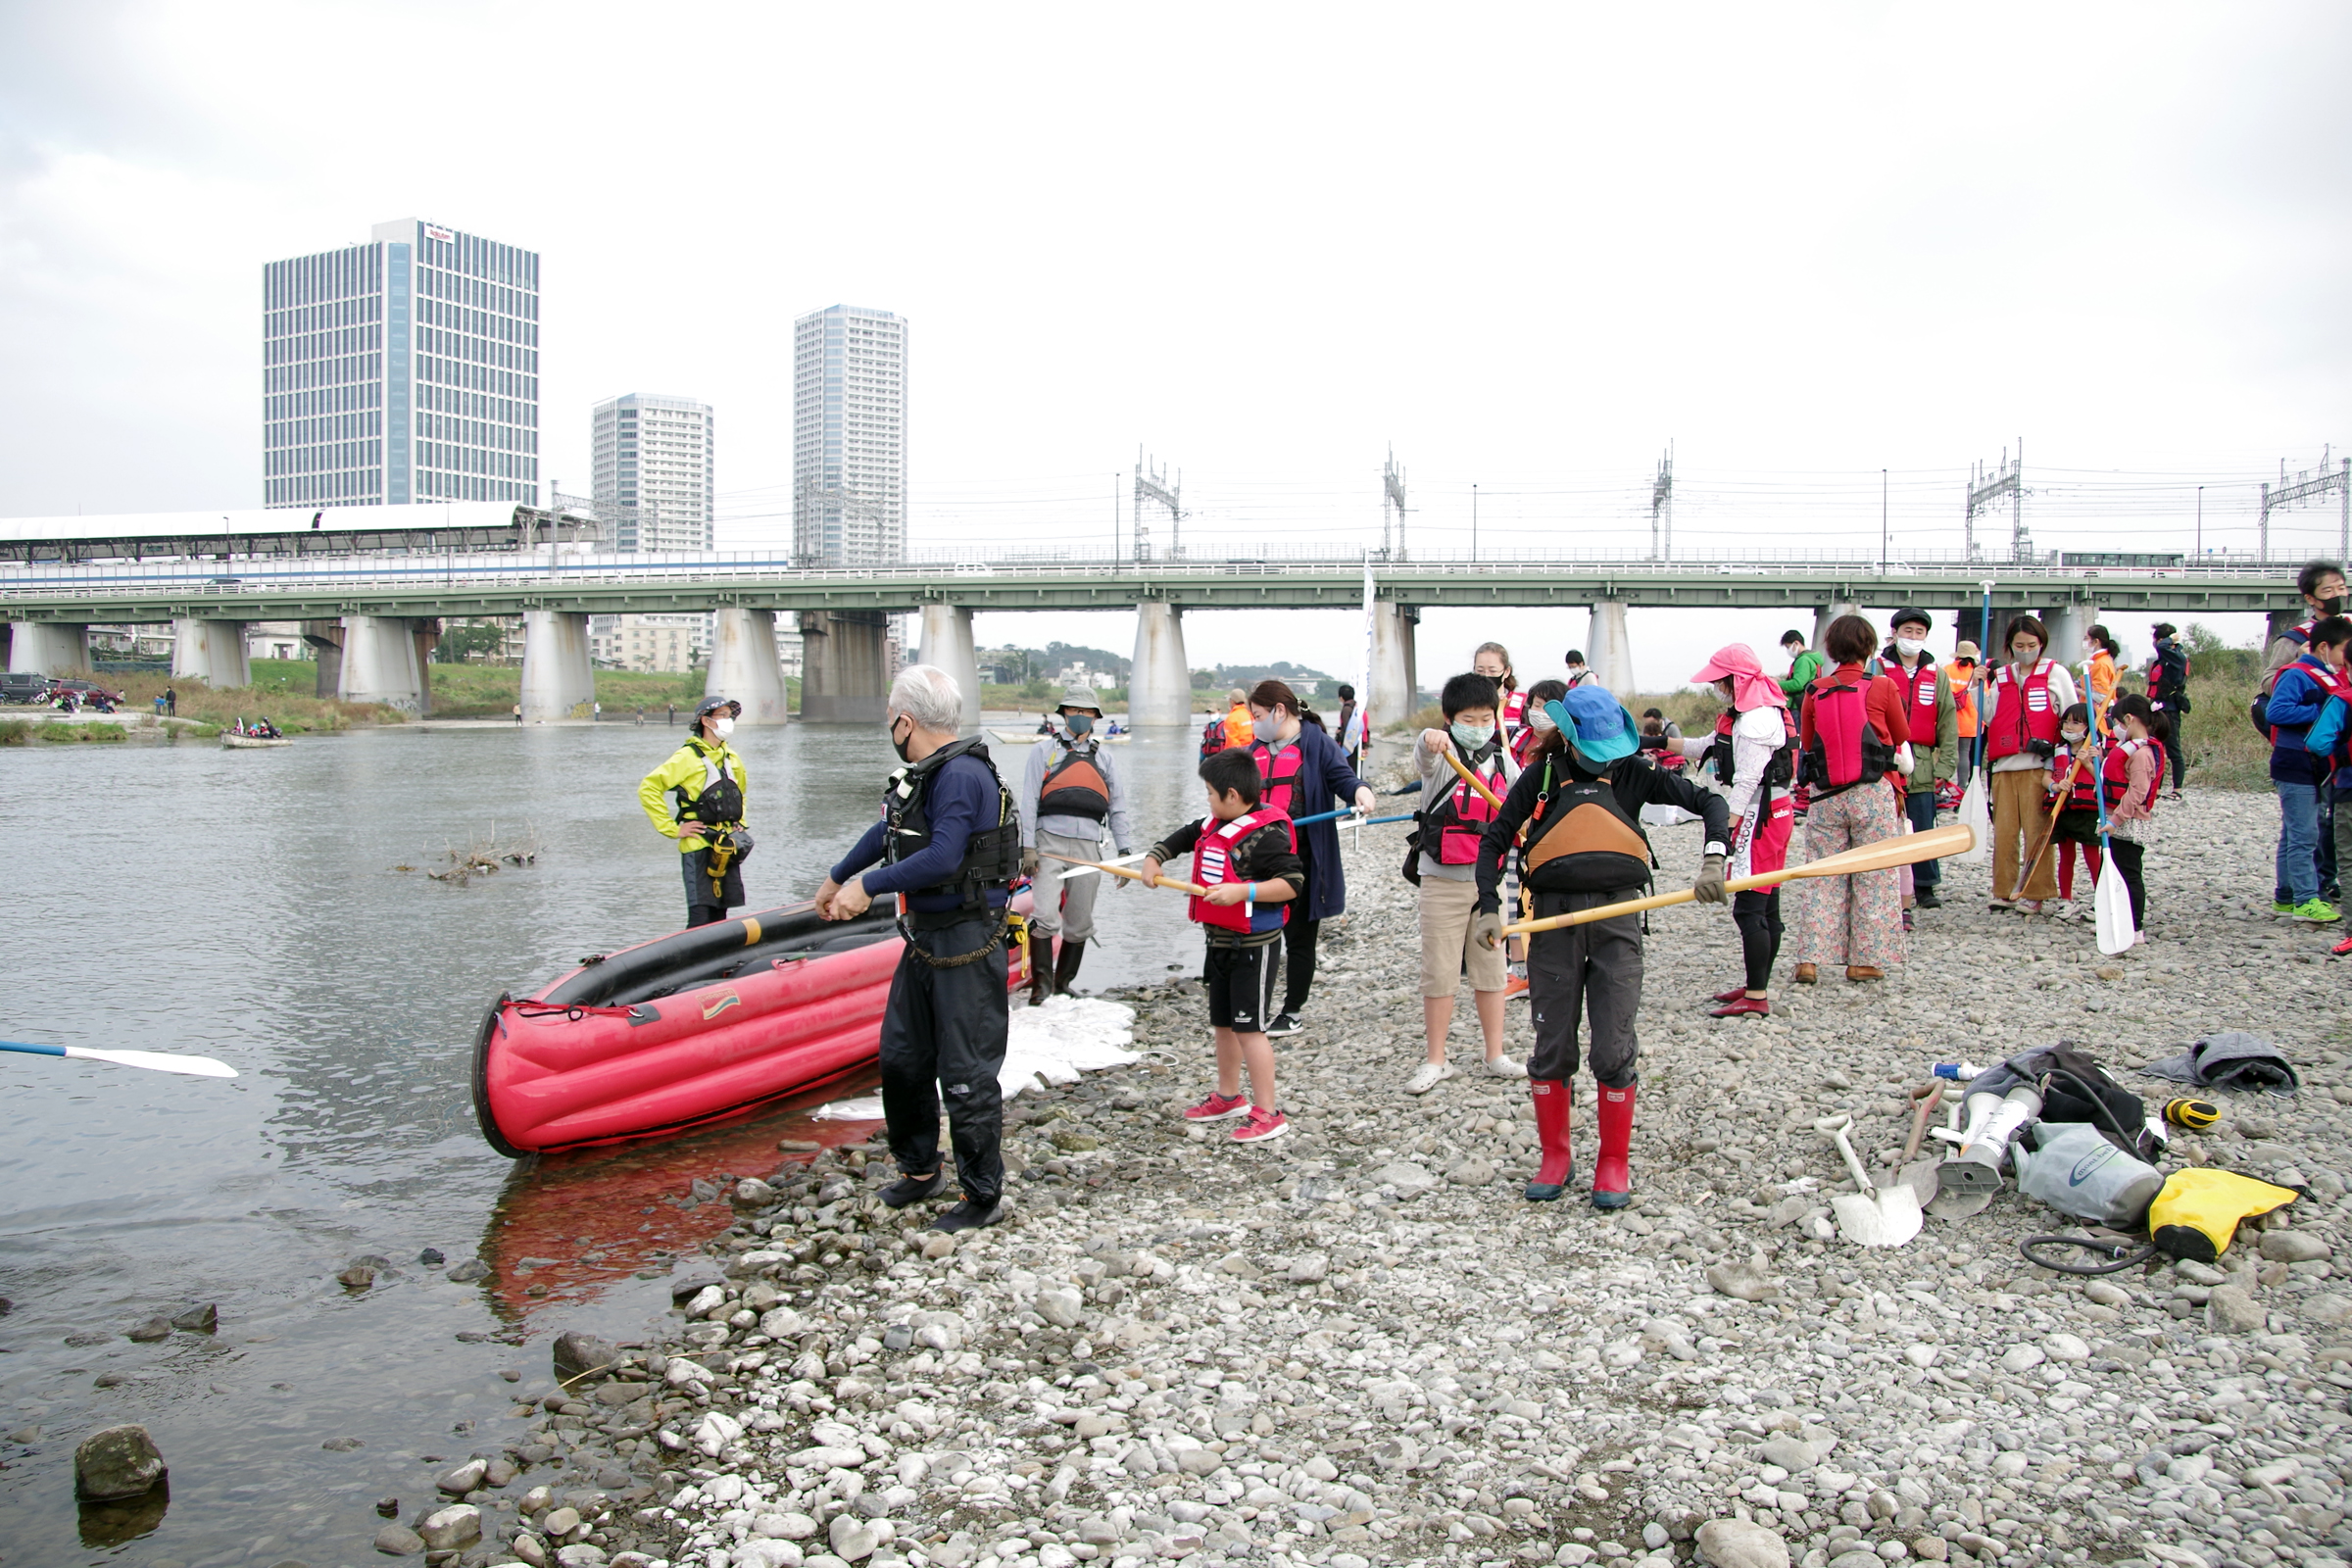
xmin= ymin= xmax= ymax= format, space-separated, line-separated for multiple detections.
xmin=262 ymin=218 xmax=540 ymax=510
xmin=591 ymin=394 xmax=715 ymax=551
xmin=792 ymin=305 xmax=906 ymax=564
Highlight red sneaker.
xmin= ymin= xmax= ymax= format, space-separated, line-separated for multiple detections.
xmin=1708 ymin=996 xmax=1770 ymax=1018
xmin=1231 ymin=1107 xmax=1290 ymax=1144
xmin=1711 ymin=985 xmax=1749 ymax=1004
xmin=2334 ymin=935 xmax=2352 ymax=956
xmin=1182 ymin=1090 xmax=1250 ymax=1122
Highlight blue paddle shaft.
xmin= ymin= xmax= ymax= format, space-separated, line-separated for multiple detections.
xmin=1291 ymin=808 xmax=1416 ymax=827
xmin=0 ymin=1041 xmax=69 ymax=1058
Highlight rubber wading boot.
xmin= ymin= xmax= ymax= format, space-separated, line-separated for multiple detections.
xmin=1025 ymin=932 xmax=1054 ymax=1007
xmin=1053 ymin=937 xmax=1087 ymax=996
xmin=1525 ymin=1080 xmax=1574 ymax=1201
xmin=1592 ymin=1083 xmax=1636 ymax=1210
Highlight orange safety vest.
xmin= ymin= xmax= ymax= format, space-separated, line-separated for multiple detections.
xmin=1222 ymin=705 xmax=1254 ymax=751
xmin=1944 ymin=662 xmax=1980 ymax=738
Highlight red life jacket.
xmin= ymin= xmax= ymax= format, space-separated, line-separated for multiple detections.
xmin=2100 ymin=737 xmax=2164 ymax=816
xmin=1199 ymin=716 xmax=1227 ymax=760
xmin=1251 ymin=739 xmax=1306 ymax=816
xmin=1984 ymin=660 xmax=2062 ymax=760
xmin=1799 ymin=667 xmax=1897 ymax=798
xmin=1499 ymin=689 xmax=1527 ymax=734
xmin=1510 ymin=724 xmax=1542 ymax=768
xmin=1188 ymin=807 xmax=1293 ymax=935
xmin=2049 ymin=741 xmax=2098 ymax=809
xmin=1037 ymin=743 xmax=1111 ymax=820
xmin=1426 ymin=742 xmax=1507 ymax=865
xmin=1879 ymin=651 xmax=1940 ymax=748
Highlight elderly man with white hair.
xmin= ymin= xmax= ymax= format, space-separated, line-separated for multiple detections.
xmin=816 ymin=664 xmax=1023 ymax=1234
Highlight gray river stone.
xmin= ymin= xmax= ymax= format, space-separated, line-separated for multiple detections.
xmin=74 ymin=1423 xmax=166 ymax=1499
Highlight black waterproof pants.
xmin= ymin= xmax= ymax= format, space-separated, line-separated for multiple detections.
xmin=878 ymin=913 xmax=1009 ymax=1206
xmin=1732 ymin=888 xmax=1783 ymax=993
xmin=1525 ymin=888 xmax=1642 ymax=1088
xmin=681 ymin=846 xmax=743 ymax=927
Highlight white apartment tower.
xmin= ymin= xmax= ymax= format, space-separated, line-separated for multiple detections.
xmin=591 ymin=394 xmax=715 ymax=551
xmin=263 ymin=219 xmax=540 ymax=509
xmin=793 ymin=305 xmax=906 ymax=565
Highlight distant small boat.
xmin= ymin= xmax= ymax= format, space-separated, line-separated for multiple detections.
xmin=221 ymin=734 xmax=293 ymax=749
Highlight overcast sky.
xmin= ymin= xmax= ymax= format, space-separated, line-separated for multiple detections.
xmin=3 ymin=3 xmax=2347 ymax=687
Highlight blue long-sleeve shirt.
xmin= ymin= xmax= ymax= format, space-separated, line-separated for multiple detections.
xmin=2266 ymin=656 xmax=2336 ymax=786
xmin=830 ymin=755 xmax=1010 ymax=913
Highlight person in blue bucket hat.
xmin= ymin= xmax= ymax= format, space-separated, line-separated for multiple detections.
xmin=1471 ymin=684 xmax=1732 ymax=1209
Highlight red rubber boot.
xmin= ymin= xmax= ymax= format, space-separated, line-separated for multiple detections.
xmin=1592 ymin=1083 xmax=1636 ymax=1210
xmin=1525 ymin=1081 xmax=1573 ymax=1201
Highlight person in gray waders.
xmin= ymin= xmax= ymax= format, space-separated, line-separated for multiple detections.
xmin=815 ymin=665 xmax=1023 ymax=1234
xmin=637 ymin=695 xmax=752 ymax=927
xmin=1017 ymin=681 xmax=1136 ymax=1004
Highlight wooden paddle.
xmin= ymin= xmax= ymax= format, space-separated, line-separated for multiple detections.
xmin=1037 ymin=851 xmax=1209 ymax=897
xmin=1501 ymin=822 xmax=1977 ymax=937
xmin=2017 ymin=750 xmax=2090 ymax=892
xmin=1442 ymin=747 xmax=1507 ymax=810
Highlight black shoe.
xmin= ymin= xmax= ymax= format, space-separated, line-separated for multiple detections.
xmin=930 ymin=1200 xmax=1004 ymax=1234
xmin=880 ymin=1169 xmax=949 ymax=1209
xmin=1264 ymin=1012 xmax=1303 ymax=1038
xmin=1914 ymin=889 xmax=1940 ymax=909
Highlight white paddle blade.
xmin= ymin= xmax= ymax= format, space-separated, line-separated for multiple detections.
xmin=2094 ymin=855 xmax=2135 ymax=956
xmin=1956 ymin=779 xmax=1990 ymax=863
xmin=69 ymin=1047 xmax=238 ymax=1078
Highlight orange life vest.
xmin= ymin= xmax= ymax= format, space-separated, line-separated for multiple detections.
xmin=1037 ymin=743 xmax=1110 ymax=820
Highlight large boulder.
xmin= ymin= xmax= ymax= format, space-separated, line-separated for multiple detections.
xmin=75 ymin=1424 xmax=167 ymax=1500
xmin=553 ymin=1331 xmax=621 ymax=1382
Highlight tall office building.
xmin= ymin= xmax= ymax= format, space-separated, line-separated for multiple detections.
xmin=262 ymin=218 xmax=540 ymax=509
xmin=591 ymin=394 xmax=715 ymax=551
xmin=792 ymin=305 xmax=906 ymax=564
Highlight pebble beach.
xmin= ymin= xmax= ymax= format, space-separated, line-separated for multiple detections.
xmin=374 ymin=788 xmax=2352 ymax=1568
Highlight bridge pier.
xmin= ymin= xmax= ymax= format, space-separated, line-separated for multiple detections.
xmin=519 ymin=611 xmax=596 ymax=722
xmin=1127 ymin=601 xmax=1193 ymax=726
xmin=1813 ymin=600 xmax=1861 ymax=654
xmin=709 ymin=609 xmax=791 ymax=725
xmin=1371 ymin=602 xmax=1419 ymax=725
xmin=338 ymin=614 xmax=428 ymax=712
xmin=171 ymin=619 xmax=251 ymax=689
xmin=916 ymin=605 xmax=983 ymax=729
xmin=2043 ymin=603 xmax=2095 ymax=667
xmin=8 ymin=621 xmax=91 ymax=677
xmin=302 ymin=620 xmax=344 ymax=698
xmin=1586 ymin=600 xmax=1636 ymax=698
xmin=799 ymin=611 xmax=889 ymax=722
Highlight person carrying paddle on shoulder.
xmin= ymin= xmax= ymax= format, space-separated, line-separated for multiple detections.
xmin=1017 ymin=681 xmax=1135 ymax=1004
xmin=639 ymin=694 xmax=753 ymax=928
xmin=1471 ymin=686 xmax=1731 ymax=1209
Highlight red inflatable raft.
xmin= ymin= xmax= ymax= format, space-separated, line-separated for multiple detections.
xmin=471 ymin=895 xmax=1031 ymax=1156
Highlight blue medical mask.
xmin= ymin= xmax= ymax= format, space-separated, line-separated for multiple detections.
xmin=1064 ymin=712 xmax=1095 ymax=736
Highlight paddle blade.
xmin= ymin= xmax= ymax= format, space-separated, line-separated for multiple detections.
xmin=71 ymin=1047 xmax=238 ymax=1078
xmin=1956 ymin=778 xmax=1990 ymax=863
xmin=2094 ymin=853 xmax=2134 ymax=956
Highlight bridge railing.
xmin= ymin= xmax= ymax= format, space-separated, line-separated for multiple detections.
xmin=0 ymin=546 xmax=2293 ymax=601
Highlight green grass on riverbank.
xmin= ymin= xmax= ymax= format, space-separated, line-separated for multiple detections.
xmin=113 ymin=667 xmax=395 ymax=733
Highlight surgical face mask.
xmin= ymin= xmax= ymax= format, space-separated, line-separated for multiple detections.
xmin=1450 ymin=719 xmax=1492 ymax=751
xmin=1528 ymin=707 xmax=1558 ymax=734
xmin=711 ymin=716 xmax=735 ymax=740
xmin=1064 ymin=712 xmax=1095 ymax=736
xmin=1894 ymin=636 xmax=1926 ymax=659
xmin=2062 ymin=727 xmax=2086 ymax=744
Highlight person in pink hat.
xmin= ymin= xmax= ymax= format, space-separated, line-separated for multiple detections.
xmin=1684 ymin=645 xmax=1801 ymax=1016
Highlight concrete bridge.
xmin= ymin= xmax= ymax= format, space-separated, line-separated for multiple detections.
xmin=0 ymin=545 xmax=2306 ymax=724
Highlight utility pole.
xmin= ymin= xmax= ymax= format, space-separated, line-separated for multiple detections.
xmin=2258 ymin=447 xmax=2347 ymax=565
xmin=1881 ymin=468 xmax=1888 ymax=572
xmin=1132 ymin=447 xmax=1182 ymax=564
xmin=1382 ymin=447 xmax=1408 ymax=560
xmin=1471 ymin=483 xmax=1478 ymax=563
xmin=2196 ymin=485 xmax=2203 ymax=559
xmin=1650 ymin=446 xmax=1674 ymax=561
xmin=1965 ymin=441 xmax=2026 ymax=562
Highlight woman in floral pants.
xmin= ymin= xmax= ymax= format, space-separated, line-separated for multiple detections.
xmin=1790 ymin=614 xmax=1910 ymax=982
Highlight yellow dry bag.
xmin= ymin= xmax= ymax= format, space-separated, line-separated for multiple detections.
xmin=2147 ymin=1168 xmax=2299 ymax=1265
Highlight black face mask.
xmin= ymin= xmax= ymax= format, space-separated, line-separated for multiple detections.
xmin=890 ymin=718 xmax=914 ymax=763
xmin=2323 ymin=596 xmax=2347 ymax=617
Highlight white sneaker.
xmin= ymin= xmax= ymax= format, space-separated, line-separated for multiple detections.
xmin=1406 ymin=1060 xmax=1456 ymax=1095
xmin=1481 ymin=1054 xmax=1529 ymax=1078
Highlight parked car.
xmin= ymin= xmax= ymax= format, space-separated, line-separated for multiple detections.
xmin=50 ymin=678 xmax=125 ymax=710
xmin=0 ymin=672 xmax=53 ymax=705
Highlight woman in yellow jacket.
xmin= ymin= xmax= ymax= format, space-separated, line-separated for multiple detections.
xmin=639 ymin=695 xmax=752 ymax=927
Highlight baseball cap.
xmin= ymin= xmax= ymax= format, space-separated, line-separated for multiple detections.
xmin=1546 ymin=686 xmax=1640 ymax=765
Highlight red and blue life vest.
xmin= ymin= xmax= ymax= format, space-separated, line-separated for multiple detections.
xmin=1878 ymin=651 xmax=1940 ymax=749
xmin=1188 ymin=807 xmax=1293 ymax=935
xmin=1984 ymin=660 xmax=2062 ymax=760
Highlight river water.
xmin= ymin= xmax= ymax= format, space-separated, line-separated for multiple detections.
xmin=0 ymin=720 xmax=1231 ymax=1565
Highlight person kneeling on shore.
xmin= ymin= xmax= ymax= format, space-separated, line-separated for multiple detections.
xmin=1140 ymin=748 xmax=1304 ymax=1146
xmin=1474 ymin=687 xmax=1730 ymax=1208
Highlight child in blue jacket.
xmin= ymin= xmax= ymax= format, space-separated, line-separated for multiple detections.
xmin=2267 ymin=616 xmax=2352 ymax=922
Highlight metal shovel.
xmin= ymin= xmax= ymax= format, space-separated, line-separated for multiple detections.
xmin=1814 ymin=1113 xmax=1923 ymax=1248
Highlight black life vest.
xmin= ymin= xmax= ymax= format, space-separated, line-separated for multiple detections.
xmin=674 ymin=739 xmax=745 ymax=826
xmin=1519 ymin=757 xmax=1657 ymax=894
xmin=1037 ymin=742 xmax=1111 ymax=820
xmin=883 ymin=737 xmax=1023 ymax=909
xmin=1705 ymin=708 xmax=1798 ymax=793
